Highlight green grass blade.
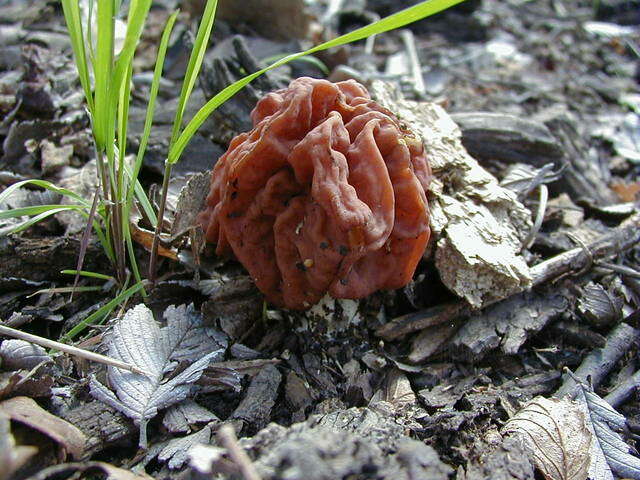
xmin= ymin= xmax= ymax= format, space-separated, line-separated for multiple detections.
xmin=125 ymin=10 xmax=179 ymax=226
xmin=31 ymin=286 xmax=106 ymax=296
xmin=0 ymin=180 xmax=92 ymax=209
xmin=93 ymin=0 xmax=115 ymax=151
xmin=169 ymin=0 xmax=465 ymax=164
xmin=127 ymin=166 xmax=158 ymax=226
xmin=170 ymin=0 xmax=218 ymax=146
xmin=3 ymin=207 xmax=79 ymax=234
xmin=61 ymin=280 xmax=144 ymax=342
xmin=0 ymin=204 xmax=85 ymax=220
xmin=90 ymin=221 xmax=116 ymax=265
xmin=114 ymin=0 xmax=151 ymax=74
xmin=124 ymin=223 xmax=145 ymax=295
xmin=113 ymin=0 xmax=152 ymax=157
xmin=260 ymin=53 xmax=329 ymax=75
xmin=61 ymin=269 xmax=116 ymax=281
xmin=117 ymin=62 xmax=133 ymax=171
xmin=60 ymin=0 xmax=94 ymax=112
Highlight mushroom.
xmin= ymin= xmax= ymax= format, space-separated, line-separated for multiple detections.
xmin=198 ymin=77 xmax=431 ymax=310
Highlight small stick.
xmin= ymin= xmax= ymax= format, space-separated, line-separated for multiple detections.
xmin=605 ymin=368 xmax=640 ymax=408
xmin=217 ymin=424 xmax=261 ymax=480
xmin=555 ymin=320 xmax=640 ymax=399
xmin=400 ymin=30 xmax=426 ymax=97
xmin=0 ymin=324 xmax=150 ymax=376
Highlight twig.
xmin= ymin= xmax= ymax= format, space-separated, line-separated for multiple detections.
xmin=400 ymin=30 xmax=425 ymax=97
xmin=605 ymin=368 xmax=640 ymax=408
xmin=555 ymin=319 xmax=640 ymax=399
xmin=376 ymin=212 xmax=640 ymax=341
xmin=217 ymin=424 xmax=261 ymax=480
xmin=0 ymin=324 xmax=149 ymax=376
xmin=529 ymin=212 xmax=640 ymax=286
xmin=597 ymin=261 xmax=640 ymax=279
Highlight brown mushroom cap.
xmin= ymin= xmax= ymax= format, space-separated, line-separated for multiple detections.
xmin=198 ymin=77 xmax=431 ymax=310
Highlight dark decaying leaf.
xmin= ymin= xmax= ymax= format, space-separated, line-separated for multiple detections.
xmin=162 ymin=399 xmax=219 ymax=434
xmin=0 ymin=369 xmax=54 ymax=400
xmin=170 ymin=171 xmax=210 ymax=237
xmin=89 ymin=303 xmax=227 ymax=447
xmin=577 ymin=282 xmax=623 ymax=328
xmin=0 ymin=338 xmax=51 ymax=370
xmin=144 ymin=424 xmax=212 ymax=470
xmin=198 ymin=364 xmax=243 ymax=393
xmin=0 ymin=396 xmax=86 ymax=460
xmin=574 ymin=383 xmax=640 ymax=480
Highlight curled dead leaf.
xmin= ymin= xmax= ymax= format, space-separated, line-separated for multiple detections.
xmin=0 ymin=396 xmax=86 ymax=461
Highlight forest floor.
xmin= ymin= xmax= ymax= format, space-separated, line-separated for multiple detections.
xmin=0 ymin=1 xmax=639 ymax=479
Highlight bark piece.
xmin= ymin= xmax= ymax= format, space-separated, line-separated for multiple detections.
xmin=370 ymin=80 xmax=532 ymax=308
xmin=231 ymin=364 xmax=282 ymax=432
xmin=60 ymin=400 xmax=136 ymax=460
xmin=376 ymin=212 xmax=640 ymax=342
xmin=450 ymin=112 xmax=564 ymax=167
xmin=448 ymin=290 xmax=568 ymax=363
xmin=459 ymin=435 xmax=535 ymax=480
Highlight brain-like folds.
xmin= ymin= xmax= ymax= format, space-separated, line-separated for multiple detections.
xmin=199 ymin=77 xmax=431 ymax=309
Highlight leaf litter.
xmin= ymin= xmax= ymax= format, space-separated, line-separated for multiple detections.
xmin=573 ymin=381 xmax=640 ymax=480
xmin=2 ymin=0 xmax=640 ymax=477
xmin=89 ymin=303 xmax=228 ymax=447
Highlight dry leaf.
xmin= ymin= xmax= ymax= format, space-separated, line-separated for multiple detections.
xmin=163 ymin=400 xmax=219 ymax=434
xmin=0 ymin=413 xmax=37 ymax=480
xmin=574 ymin=385 xmax=640 ymax=480
xmin=90 ymin=304 xmax=227 ymax=447
xmin=0 ymin=339 xmax=51 ymax=370
xmin=0 ymin=396 xmax=86 ymax=460
xmin=611 ymin=181 xmax=640 ymax=202
xmin=503 ymin=396 xmax=591 ymax=480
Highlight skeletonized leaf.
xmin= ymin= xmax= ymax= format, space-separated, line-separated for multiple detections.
xmin=502 ymin=396 xmax=591 ymax=480
xmin=574 ymin=385 xmax=640 ymax=480
xmin=90 ymin=303 xmax=227 ymax=447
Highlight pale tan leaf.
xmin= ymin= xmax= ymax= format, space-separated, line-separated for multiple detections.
xmin=502 ymin=396 xmax=592 ymax=480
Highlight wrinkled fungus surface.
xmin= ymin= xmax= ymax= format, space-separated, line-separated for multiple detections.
xmin=198 ymin=77 xmax=432 ymax=310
